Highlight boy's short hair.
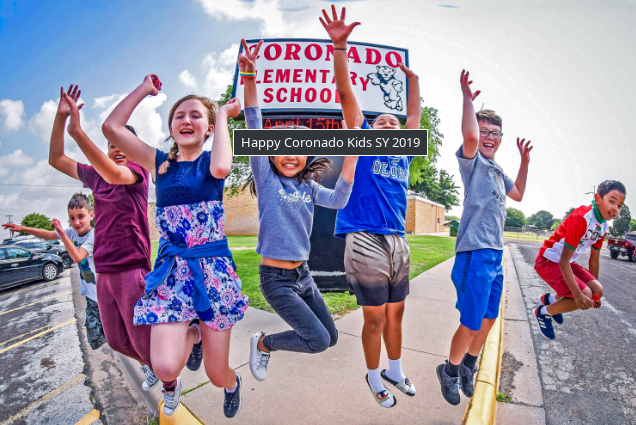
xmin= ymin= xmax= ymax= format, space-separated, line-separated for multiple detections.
xmin=475 ymin=109 xmax=502 ymax=130
xmin=68 ymin=193 xmax=92 ymax=212
xmin=108 ymin=125 xmax=137 ymax=148
xmin=597 ymin=180 xmax=626 ymax=197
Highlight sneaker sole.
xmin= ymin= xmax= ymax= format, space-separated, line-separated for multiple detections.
xmin=436 ymin=365 xmax=460 ymax=406
xmin=142 ymin=379 xmax=161 ymax=391
xmin=534 ymin=309 xmax=555 ymax=340
xmin=380 ymin=370 xmax=415 ymax=397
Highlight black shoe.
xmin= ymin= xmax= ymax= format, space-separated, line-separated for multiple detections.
xmin=459 ymin=357 xmax=478 ymax=398
xmin=186 ymin=319 xmax=203 ymax=371
xmin=436 ymin=361 xmax=461 ymax=406
xmin=224 ymin=373 xmax=242 ymax=418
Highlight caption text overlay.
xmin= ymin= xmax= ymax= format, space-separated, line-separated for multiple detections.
xmin=233 ymin=129 xmax=428 ymax=156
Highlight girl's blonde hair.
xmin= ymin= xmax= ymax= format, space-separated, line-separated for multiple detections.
xmin=158 ymin=95 xmax=218 ymax=174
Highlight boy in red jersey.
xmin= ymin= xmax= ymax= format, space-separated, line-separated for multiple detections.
xmin=534 ymin=180 xmax=626 ymax=339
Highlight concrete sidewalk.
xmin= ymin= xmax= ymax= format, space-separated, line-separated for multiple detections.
xmin=153 ymin=257 xmax=469 ymax=424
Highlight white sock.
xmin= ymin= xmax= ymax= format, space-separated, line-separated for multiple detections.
xmin=548 ymin=294 xmax=557 ymax=304
xmin=386 ymin=358 xmax=406 ymax=382
xmin=540 ymin=306 xmax=549 ymax=316
xmin=367 ymin=368 xmax=384 ymax=393
xmin=225 ymin=382 xmax=237 ymax=393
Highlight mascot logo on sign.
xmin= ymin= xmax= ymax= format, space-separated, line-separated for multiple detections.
xmin=367 ymin=66 xmax=404 ymax=111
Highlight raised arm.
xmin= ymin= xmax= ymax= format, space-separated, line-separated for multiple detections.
xmin=460 ymin=70 xmax=481 ymax=159
xmin=64 ymin=86 xmax=138 ymax=185
xmin=51 ymin=219 xmax=88 ymax=263
xmin=49 ymin=86 xmax=80 ymax=180
xmin=239 ymin=39 xmax=263 ymax=108
xmin=2 ymin=223 xmax=59 ymax=240
xmin=400 ymin=64 xmax=421 ymax=129
xmin=507 ymin=138 xmax=533 ymax=202
xmin=101 ymin=74 xmax=160 ymax=179
xmin=210 ymin=98 xmax=241 ymax=179
xmin=320 ymin=5 xmax=362 ymax=128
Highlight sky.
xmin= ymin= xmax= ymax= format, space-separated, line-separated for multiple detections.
xmin=1 ymin=0 xmax=635 ymax=238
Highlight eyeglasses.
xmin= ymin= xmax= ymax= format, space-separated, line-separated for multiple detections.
xmin=479 ymin=130 xmax=503 ymax=139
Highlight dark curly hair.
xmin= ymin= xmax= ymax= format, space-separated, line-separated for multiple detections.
xmin=597 ymin=180 xmax=626 ymax=198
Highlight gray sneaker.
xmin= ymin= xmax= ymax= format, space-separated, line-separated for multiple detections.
xmin=249 ymin=332 xmax=270 ymax=381
xmin=459 ymin=360 xmax=478 ymax=398
xmin=141 ymin=365 xmax=160 ymax=391
xmin=436 ymin=361 xmax=460 ymax=406
xmin=162 ymin=377 xmax=182 ymax=416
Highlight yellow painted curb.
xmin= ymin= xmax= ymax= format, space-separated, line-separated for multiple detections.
xmin=159 ymin=401 xmax=203 ymax=425
xmin=464 ymin=255 xmax=506 ymax=425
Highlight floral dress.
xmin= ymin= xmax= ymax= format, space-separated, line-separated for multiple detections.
xmin=133 ymin=150 xmax=248 ymax=331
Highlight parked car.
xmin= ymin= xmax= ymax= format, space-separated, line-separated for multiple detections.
xmin=0 ymin=246 xmax=64 ymax=290
xmin=608 ymin=232 xmax=636 ymax=261
xmin=1 ymin=237 xmax=73 ymax=268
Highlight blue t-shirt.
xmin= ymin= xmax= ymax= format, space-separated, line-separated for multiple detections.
xmin=335 ymin=119 xmax=413 ymax=238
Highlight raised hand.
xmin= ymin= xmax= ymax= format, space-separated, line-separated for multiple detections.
xmin=341 ymin=116 xmax=361 ymax=129
xmin=517 ymin=138 xmax=533 ymax=163
xmin=50 ymin=218 xmax=64 ymax=234
xmin=319 ymin=5 xmax=360 ymax=47
xmin=2 ymin=223 xmax=23 ymax=233
xmin=142 ymin=74 xmax=162 ymax=96
xmin=398 ymin=63 xmax=418 ymax=80
xmin=220 ymin=98 xmax=242 ymax=119
xmin=57 ymin=85 xmax=83 ymax=117
xmin=238 ymin=39 xmax=263 ymax=74
xmin=460 ymin=70 xmax=480 ymax=101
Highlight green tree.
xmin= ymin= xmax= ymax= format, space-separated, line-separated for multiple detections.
xmin=528 ymin=210 xmax=554 ymax=230
xmin=550 ymin=219 xmax=562 ymax=231
xmin=609 ymin=205 xmax=631 ymax=237
xmin=20 ymin=213 xmax=53 ymax=234
xmin=630 ymin=219 xmax=636 ymax=232
xmin=445 ymin=215 xmax=460 ymax=222
xmin=505 ymin=208 xmax=526 ymax=227
xmin=410 ymin=168 xmax=460 ymax=210
xmin=563 ymin=207 xmax=576 ymax=220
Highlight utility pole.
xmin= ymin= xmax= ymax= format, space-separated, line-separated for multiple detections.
xmin=584 ymin=185 xmax=596 ymax=196
xmin=5 ymin=215 xmax=13 ymax=238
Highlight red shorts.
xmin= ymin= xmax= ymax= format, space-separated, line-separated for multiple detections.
xmin=534 ymin=255 xmax=596 ymax=298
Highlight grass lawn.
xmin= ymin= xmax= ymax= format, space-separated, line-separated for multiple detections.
xmin=503 ymin=231 xmax=548 ymax=242
xmin=150 ymin=234 xmax=456 ymax=318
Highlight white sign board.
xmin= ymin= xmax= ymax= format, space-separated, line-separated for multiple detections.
xmin=232 ymin=39 xmax=409 ymax=119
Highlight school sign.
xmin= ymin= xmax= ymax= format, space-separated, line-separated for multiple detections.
xmin=232 ymin=39 xmax=410 ymax=123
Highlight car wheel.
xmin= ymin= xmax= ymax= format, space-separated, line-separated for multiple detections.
xmin=610 ymin=250 xmax=619 ymax=259
xmin=61 ymin=253 xmax=73 ymax=268
xmin=629 ymin=250 xmax=635 ymax=262
xmin=42 ymin=263 xmax=59 ymax=281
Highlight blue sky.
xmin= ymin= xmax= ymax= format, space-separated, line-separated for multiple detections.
xmin=1 ymin=0 xmax=635 ymax=237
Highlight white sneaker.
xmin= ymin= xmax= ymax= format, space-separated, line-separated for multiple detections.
xmin=162 ymin=377 xmax=182 ymax=416
xmin=249 ymin=332 xmax=270 ymax=381
xmin=141 ymin=365 xmax=160 ymax=391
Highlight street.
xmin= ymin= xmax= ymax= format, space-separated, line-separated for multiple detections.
xmin=508 ymin=240 xmax=636 ymax=425
xmin=0 ymin=269 xmax=97 ymax=425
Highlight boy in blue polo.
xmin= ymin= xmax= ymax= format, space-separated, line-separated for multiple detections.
xmin=436 ymin=71 xmax=533 ymax=405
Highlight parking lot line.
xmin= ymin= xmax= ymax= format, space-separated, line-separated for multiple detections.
xmin=0 ymin=316 xmax=76 ymax=348
xmin=0 ymin=291 xmax=72 ymax=317
xmin=74 ymin=409 xmax=100 ymax=425
xmin=0 ymin=280 xmax=64 ymax=300
xmin=0 ymin=374 xmax=86 ymax=425
xmin=0 ymin=318 xmax=77 ymax=355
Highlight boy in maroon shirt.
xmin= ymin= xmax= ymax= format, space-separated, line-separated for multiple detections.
xmin=47 ymin=85 xmax=166 ymax=390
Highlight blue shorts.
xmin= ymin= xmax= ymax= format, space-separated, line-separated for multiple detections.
xmin=451 ymin=249 xmax=504 ymax=331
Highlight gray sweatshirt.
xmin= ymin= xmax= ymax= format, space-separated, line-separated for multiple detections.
xmin=246 ymin=106 xmax=353 ymax=261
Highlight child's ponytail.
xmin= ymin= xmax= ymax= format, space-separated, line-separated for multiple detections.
xmin=158 ymin=140 xmax=179 ymax=174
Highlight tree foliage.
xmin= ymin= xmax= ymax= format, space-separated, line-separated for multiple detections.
xmin=609 ymin=205 xmax=631 ymax=237
xmin=563 ymin=207 xmax=576 ymax=221
xmin=528 ymin=210 xmax=554 ymax=230
xmin=550 ymin=219 xmax=562 ymax=231
xmin=631 ymin=219 xmax=636 ymax=232
xmin=20 ymin=213 xmax=52 ymax=234
xmin=445 ymin=215 xmax=460 ymax=222
xmin=505 ymin=208 xmax=526 ymax=227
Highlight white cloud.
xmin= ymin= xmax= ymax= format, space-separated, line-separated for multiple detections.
xmin=179 ymin=70 xmax=198 ymax=91
xmin=2 ymin=149 xmax=33 ymax=167
xmin=202 ymin=44 xmax=239 ymax=99
xmin=95 ymin=93 xmax=169 ymax=150
xmin=0 ymin=99 xmax=25 ymax=132
xmin=196 ymin=0 xmax=285 ymax=37
xmin=28 ymin=99 xmax=58 ymax=142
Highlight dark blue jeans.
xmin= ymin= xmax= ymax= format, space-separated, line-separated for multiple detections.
xmin=260 ymin=262 xmax=338 ymax=353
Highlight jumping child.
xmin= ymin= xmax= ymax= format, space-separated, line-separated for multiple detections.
xmin=101 ymin=75 xmax=248 ymax=418
xmin=44 ymin=84 xmax=162 ymax=391
xmin=236 ymin=39 xmax=359 ymax=383
xmin=321 ymin=5 xmax=421 ymax=408
xmin=534 ymin=180 xmax=626 ymax=339
xmin=4 ymin=193 xmax=105 ymax=350
xmin=437 ymin=71 xmax=532 ymax=406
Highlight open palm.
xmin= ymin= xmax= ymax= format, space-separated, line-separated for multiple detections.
xmin=320 ymin=5 xmax=360 ymax=46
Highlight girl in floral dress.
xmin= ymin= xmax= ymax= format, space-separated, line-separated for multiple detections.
xmin=102 ymin=74 xmax=248 ymax=418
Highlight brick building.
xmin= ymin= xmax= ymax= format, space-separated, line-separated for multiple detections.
xmin=146 ymin=188 xmax=445 ymax=241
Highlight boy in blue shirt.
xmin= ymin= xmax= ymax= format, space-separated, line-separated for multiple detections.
xmin=437 ymin=71 xmax=533 ymax=405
